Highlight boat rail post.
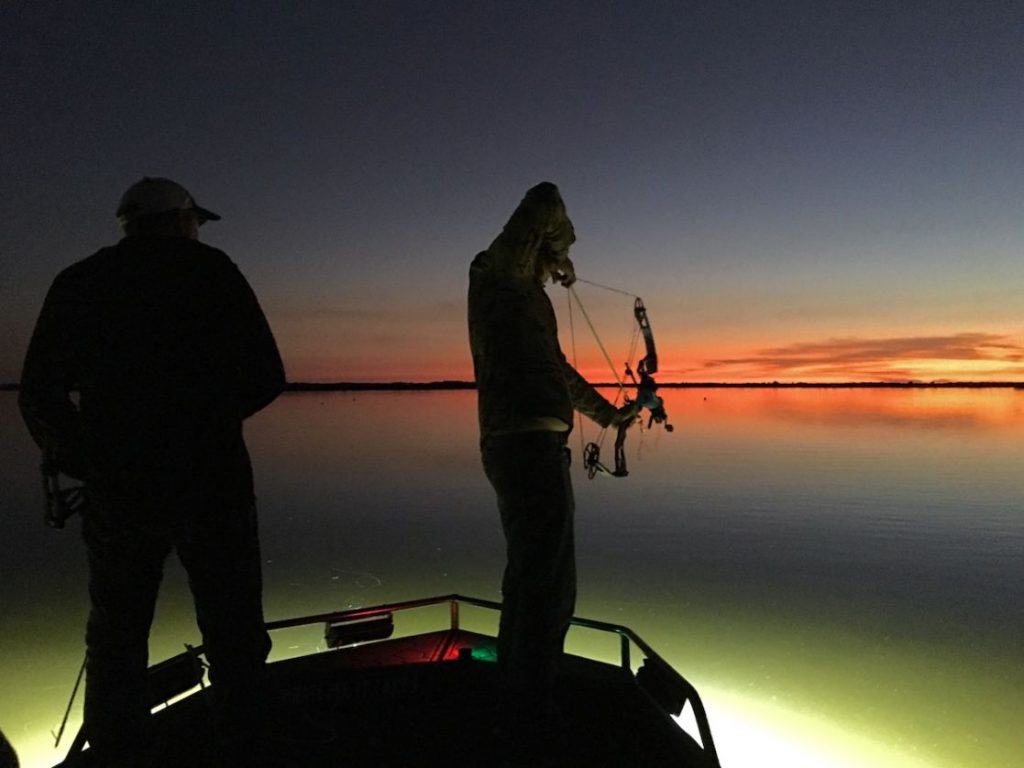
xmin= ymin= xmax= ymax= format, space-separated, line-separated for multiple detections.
xmin=450 ymin=597 xmax=460 ymax=630
xmin=619 ymin=631 xmax=631 ymax=670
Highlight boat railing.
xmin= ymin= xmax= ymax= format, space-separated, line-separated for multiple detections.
xmin=259 ymin=593 xmax=720 ymax=766
xmin=61 ymin=593 xmax=719 ymax=766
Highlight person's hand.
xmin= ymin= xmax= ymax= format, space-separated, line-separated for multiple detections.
xmin=552 ymin=256 xmax=576 ymax=287
xmin=610 ymin=400 xmax=640 ymax=427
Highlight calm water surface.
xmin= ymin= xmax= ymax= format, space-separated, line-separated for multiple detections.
xmin=1 ymin=389 xmax=1021 ymax=767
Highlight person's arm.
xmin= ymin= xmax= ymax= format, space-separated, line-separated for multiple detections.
xmin=19 ymin=275 xmax=86 ymax=478
xmin=560 ymin=357 xmax=621 ymax=428
xmin=224 ymin=262 xmax=286 ymax=419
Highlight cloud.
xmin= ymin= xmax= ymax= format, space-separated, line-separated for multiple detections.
xmin=698 ymin=333 xmax=1024 ymax=381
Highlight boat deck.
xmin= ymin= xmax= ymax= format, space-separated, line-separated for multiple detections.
xmin=56 ymin=595 xmax=718 ymax=767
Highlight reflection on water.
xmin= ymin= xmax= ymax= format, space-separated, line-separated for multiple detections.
xmin=1 ymin=389 xmax=1022 ymax=767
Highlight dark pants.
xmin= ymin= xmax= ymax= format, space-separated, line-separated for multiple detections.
xmin=482 ymin=431 xmax=576 ymax=718
xmin=81 ymin=499 xmax=271 ymax=761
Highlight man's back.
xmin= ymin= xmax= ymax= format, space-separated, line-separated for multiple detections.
xmin=20 ymin=235 xmax=285 ymax=509
xmin=18 ymin=178 xmax=288 ymax=764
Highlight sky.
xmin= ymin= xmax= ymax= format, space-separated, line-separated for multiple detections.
xmin=2 ymin=0 xmax=1023 ymax=383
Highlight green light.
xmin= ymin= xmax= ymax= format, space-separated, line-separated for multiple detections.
xmin=470 ymin=646 xmax=498 ymax=663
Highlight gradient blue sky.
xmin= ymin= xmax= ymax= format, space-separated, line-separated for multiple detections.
xmin=2 ymin=1 xmax=1022 ymax=382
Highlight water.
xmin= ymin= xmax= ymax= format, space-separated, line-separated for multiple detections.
xmin=1 ymin=388 xmax=1021 ymax=767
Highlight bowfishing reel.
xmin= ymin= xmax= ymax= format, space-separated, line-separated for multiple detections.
xmin=583 ymin=438 xmax=625 ymax=479
xmin=41 ymin=452 xmax=87 ymax=529
xmin=626 ymin=360 xmax=674 ymax=432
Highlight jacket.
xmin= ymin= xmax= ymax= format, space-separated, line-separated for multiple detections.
xmin=19 ymin=236 xmax=285 ymax=512
xmin=468 ymin=183 xmax=617 ymax=439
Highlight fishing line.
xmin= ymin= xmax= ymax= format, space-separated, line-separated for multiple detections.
xmin=573 ymin=277 xmax=639 ymax=299
xmin=568 ymin=286 xmax=625 ymax=390
xmin=567 ymin=288 xmax=586 ymax=459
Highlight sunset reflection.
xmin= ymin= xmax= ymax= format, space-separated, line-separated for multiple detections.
xmin=668 ymin=386 xmax=1024 ymax=432
xmin=1 ymin=389 xmax=1021 ymax=768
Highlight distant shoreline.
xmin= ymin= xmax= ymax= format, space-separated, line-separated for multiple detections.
xmin=284 ymin=381 xmax=1024 ymax=391
xmin=2 ymin=380 xmax=1022 ymax=393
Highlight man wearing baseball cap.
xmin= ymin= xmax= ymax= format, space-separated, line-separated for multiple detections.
xmin=20 ymin=177 xmax=285 ymax=764
xmin=115 ymin=175 xmax=223 ymax=229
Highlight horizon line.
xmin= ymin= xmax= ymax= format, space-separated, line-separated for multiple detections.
xmin=3 ymin=380 xmax=1023 ymax=393
xmin=282 ymin=380 xmax=1024 ymax=390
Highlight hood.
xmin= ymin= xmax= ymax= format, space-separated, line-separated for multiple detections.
xmin=476 ymin=182 xmax=576 ymax=281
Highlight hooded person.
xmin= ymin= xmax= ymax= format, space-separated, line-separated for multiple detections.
xmin=468 ymin=182 xmax=635 ymax=745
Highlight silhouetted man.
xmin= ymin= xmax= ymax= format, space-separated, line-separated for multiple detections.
xmin=0 ymin=729 xmax=18 ymax=768
xmin=468 ymin=182 xmax=634 ymax=747
xmin=20 ymin=177 xmax=285 ymax=764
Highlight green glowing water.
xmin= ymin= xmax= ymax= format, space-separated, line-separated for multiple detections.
xmin=0 ymin=389 xmax=1021 ymax=767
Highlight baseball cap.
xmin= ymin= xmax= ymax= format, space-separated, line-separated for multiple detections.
xmin=116 ymin=177 xmax=221 ymax=225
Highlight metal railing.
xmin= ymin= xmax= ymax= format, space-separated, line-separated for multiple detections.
xmin=62 ymin=594 xmax=718 ymax=767
xmin=258 ymin=593 xmax=720 ymax=766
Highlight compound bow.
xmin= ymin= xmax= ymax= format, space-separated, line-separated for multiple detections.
xmin=568 ymin=281 xmax=673 ymax=479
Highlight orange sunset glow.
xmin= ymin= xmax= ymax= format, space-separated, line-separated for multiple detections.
xmin=254 ymin=258 xmax=1024 ymax=386
xmin=271 ymin=308 xmax=1024 ymax=385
